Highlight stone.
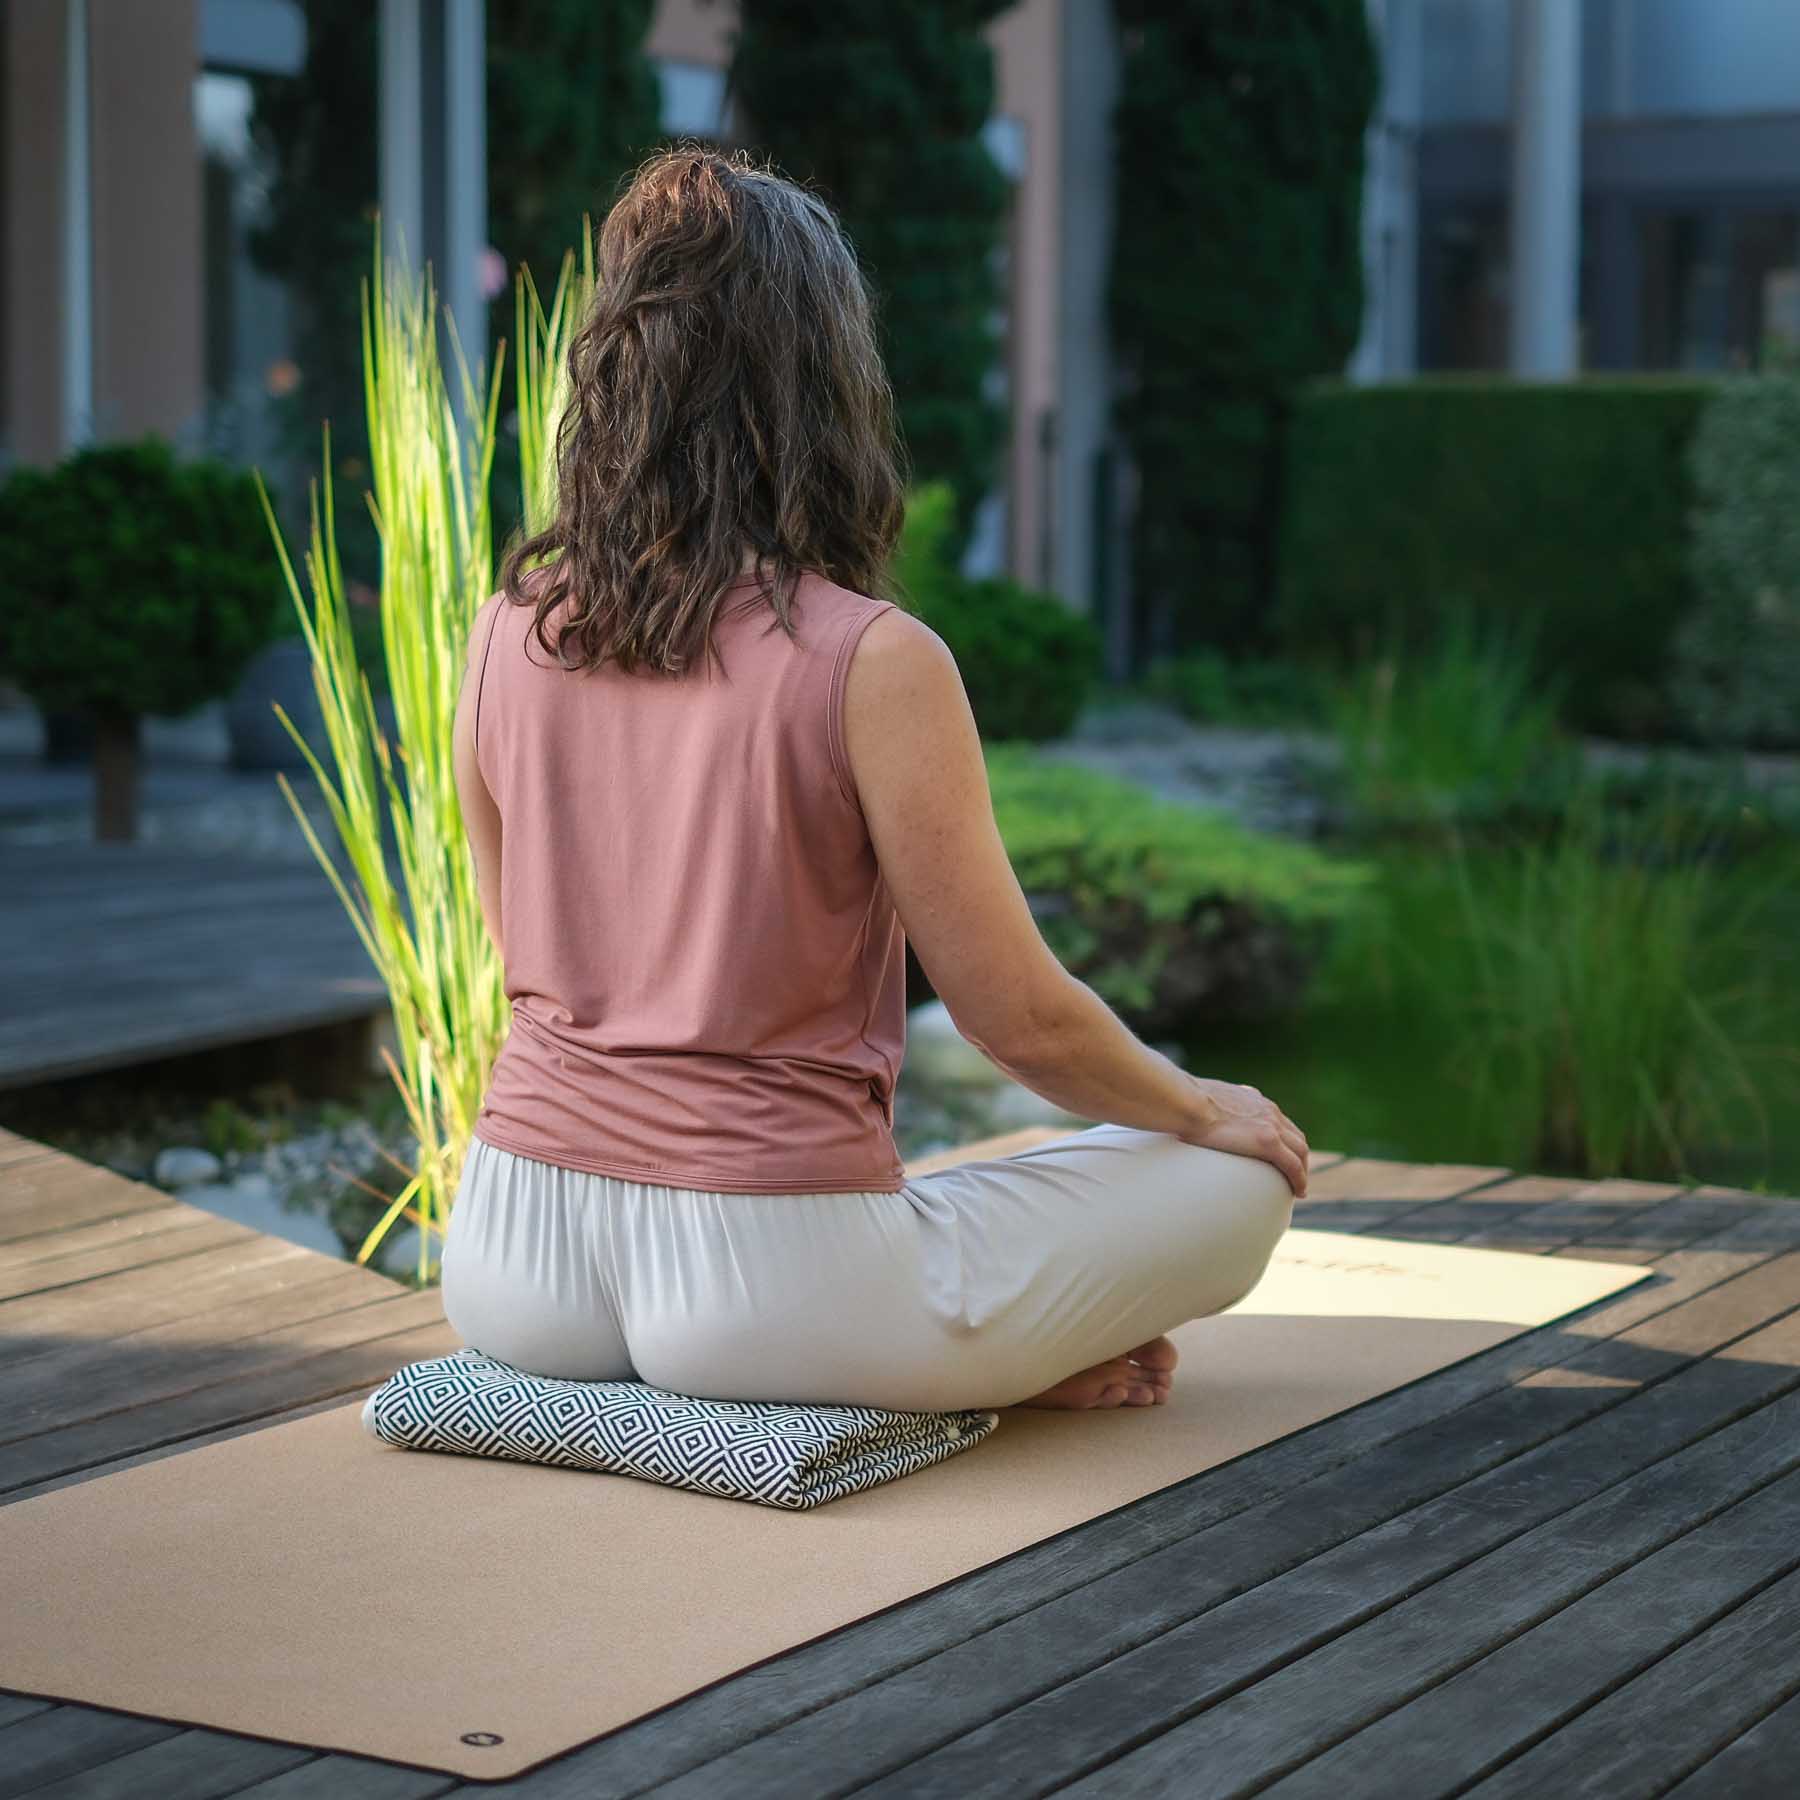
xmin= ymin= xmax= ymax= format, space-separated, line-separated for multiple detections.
xmin=903 ymin=1000 xmax=1004 ymax=1088
xmin=152 ymin=1145 xmax=224 ymax=1188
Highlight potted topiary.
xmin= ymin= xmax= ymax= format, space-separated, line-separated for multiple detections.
xmin=0 ymin=436 xmax=288 ymax=840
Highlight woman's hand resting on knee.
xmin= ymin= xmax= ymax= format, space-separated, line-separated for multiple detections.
xmin=1176 ymin=1078 xmax=1310 ymax=1200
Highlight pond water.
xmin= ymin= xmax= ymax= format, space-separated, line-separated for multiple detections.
xmin=1184 ymin=839 xmax=1800 ymax=1196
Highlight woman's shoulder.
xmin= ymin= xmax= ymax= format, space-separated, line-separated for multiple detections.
xmin=794 ymin=567 xmax=927 ymax=642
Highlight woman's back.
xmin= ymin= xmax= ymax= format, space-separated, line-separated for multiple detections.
xmin=470 ymin=568 xmax=908 ymax=1194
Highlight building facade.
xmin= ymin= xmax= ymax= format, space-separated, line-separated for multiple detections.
xmin=2 ymin=0 xmax=1122 ymax=637
xmin=8 ymin=0 xmax=1799 ymax=660
xmin=1358 ymin=0 xmax=1800 ymax=380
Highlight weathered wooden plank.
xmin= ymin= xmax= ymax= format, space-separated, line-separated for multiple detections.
xmin=476 ymin=1218 xmax=1800 ymax=1800
xmin=1464 ymin=1563 xmax=1800 ymax=1799
xmin=1498 ymin=1198 xmax=1790 ymax=1264
xmin=1663 ymin=1683 xmax=1800 ymax=1797
xmin=1359 ymin=1193 xmax=1584 ymax=1245
xmin=0 ymin=1216 xmax=262 ymax=1303
xmin=2 ymin=990 xmax=384 ymax=1089
xmin=0 ymin=1133 xmax=59 ymax=1172
xmin=0 ymin=1693 xmax=54 ymax=1728
xmin=1019 ymin=1360 xmax=1800 ymax=1800
xmin=0 ymin=841 xmax=386 ymax=1087
xmin=0 ymin=1198 xmax=247 ymax=1280
xmin=1294 ymin=1157 xmax=1513 ymax=1204
xmin=0 ymin=1160 xmax=171 ymax=1243
xmin=220 ymin=1753 xmax=459 ymax=1799
xmin=0 ymin=1708 xmax=182 ymax=1800
xmin=4 ymin=1725 xmax=320 ymax=1799
xmin=1287 ymin=1197 xmax=1443 ymax=1235
xmin=0 ymin=1277 xmax=434 ymax=1442
xmin=1455 ymin=1186 xmax=1687 ymax=1259
xmin=0 ymin=1238 xmax=336 ymax=1370
xmin=1257 ymin=1466 xmax=1800 ymax=1795
xmin=0 ymin=1318 xmax=458 ymax=1495
xmin=1451 ymin=1174 xmax=1595 ymax=1203
xmin=1551 ymin=1190 xmax=1785 ymax=1264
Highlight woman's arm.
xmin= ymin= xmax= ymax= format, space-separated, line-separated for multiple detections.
xmin=841 ymin=608 xmax=1309 ymax=1197
xmin=453 ymin=593 xmax=506 ymax=962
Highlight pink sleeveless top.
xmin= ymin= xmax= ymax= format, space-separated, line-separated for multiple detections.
xmin=469 ymin=566 xmax=909 ymax=1194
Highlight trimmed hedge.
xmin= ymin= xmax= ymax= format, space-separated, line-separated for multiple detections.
xmin=1677 ymin=372 xmax=1800 ymax=750
xmin=1274 ymin=377 xmax=1716 ymax=739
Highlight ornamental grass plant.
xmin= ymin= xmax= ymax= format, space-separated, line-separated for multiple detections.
xmin=1443 ymin=773 xmax=1795 ymax=1182
xmin=254 ymin=225 xmax=592 ymax=1281
xmin=1319 ymin=599 xmax=1582 ymax=836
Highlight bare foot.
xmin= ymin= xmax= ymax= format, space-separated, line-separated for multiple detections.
xmin=1016 ymin=1335 xmax=1179 ymax=1410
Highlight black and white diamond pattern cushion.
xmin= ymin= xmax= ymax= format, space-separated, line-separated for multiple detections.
xmin=361 ymin=1346 xmax=1000 ymax=1510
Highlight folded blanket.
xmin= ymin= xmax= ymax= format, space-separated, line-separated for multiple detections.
xmin=360 ymin=1346 xmax=1001 ymax=1510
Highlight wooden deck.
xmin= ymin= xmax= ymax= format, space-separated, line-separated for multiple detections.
xmin=0 ymin=844 xmax=389 ymax=1091
xmin=4 ymin=1124 xmax=1800 ymax=1797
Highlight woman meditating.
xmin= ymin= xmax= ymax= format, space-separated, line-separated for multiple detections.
xmin=443 ymin=144 xmax=1309 ymax=1416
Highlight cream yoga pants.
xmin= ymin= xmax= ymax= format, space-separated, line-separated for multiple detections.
xmin=440 ymin=1123 xmax=1296 ymax=1413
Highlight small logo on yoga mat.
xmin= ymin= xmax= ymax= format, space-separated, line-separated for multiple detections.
xmin=461 ymin=1730 xmax=505 ymax=1746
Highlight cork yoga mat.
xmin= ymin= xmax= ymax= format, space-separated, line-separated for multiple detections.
xmin=0 ymin=1230 xmax=1650 ymax=1784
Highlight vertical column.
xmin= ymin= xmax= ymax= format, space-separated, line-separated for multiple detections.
xmin=89 ymin=0 xmax=202 ymax=445
xmin=61 ymin=0 xmax=92 ymax=447
xmin=6 ymin=0 xmax=72 ymax=465
xmin=1056 ymin=0 xmax=1122 ymax=657
xmin=380 ymin=0 xmax=423 ymax=275
xmin=1351 ymin=0 xmax=1421 ymax=382
xmin=443 ymin=0 xmax=487 ymax=392
xmin=1508 ymin=0 xmax=1582 ymax=377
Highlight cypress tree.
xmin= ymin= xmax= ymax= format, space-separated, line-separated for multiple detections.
xmin=731 ymin=0 xmax=1013 ymax=550
xmin=1110 ymin=0 xmax=1377 ymax=660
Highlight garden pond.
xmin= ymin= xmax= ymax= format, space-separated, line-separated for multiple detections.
xmin=1186 ymin=836 xmax=1800 ymax=1197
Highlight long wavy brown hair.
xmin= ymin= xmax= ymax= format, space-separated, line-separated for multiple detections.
xmin=496 ymin=143 xmax=909 ymax=677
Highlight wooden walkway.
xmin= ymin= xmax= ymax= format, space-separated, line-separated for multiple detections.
xmin=0 ymin=844 xmax=388 ymax=1090
xmin=4 ymin=1124 xmax=1800 ymax=1796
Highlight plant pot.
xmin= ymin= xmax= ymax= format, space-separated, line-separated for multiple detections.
xmin=226 ymin=635 xmax=333 ymax=772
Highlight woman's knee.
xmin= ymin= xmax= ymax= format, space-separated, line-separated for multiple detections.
xmin=1165 ymin=1140 xmax=1294 ymax=1308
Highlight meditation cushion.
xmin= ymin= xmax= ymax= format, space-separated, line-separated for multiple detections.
xmin=360 ymin=1346 xmax=1001 ymax=1510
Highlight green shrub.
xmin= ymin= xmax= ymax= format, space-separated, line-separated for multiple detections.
xmin=0 ymin=437 xmax=284 ymax=838
xmin=984 ymin=744 xmax=1373 ymax=1030
xmin=1675 ymin=372 xmax=1800 ymax=749
xmin=1444 ymin=776 xmax=1789 ymax=1181
xmin=1276 ymin=377 xmax=1716 ymax=738
xmin=1318 ymin=600 xmax=1583 ymax=835
xmin=895 ymin=481 xmax=1103 ymax=740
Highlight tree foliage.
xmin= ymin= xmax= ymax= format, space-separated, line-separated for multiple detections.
xmin=1110 ymin=0 xmax=1377 ymax=660
xmin=731 ymin=0 xmax=1013 ymax=552
xmin=0 ymin=439 xmax=282 ymax=717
